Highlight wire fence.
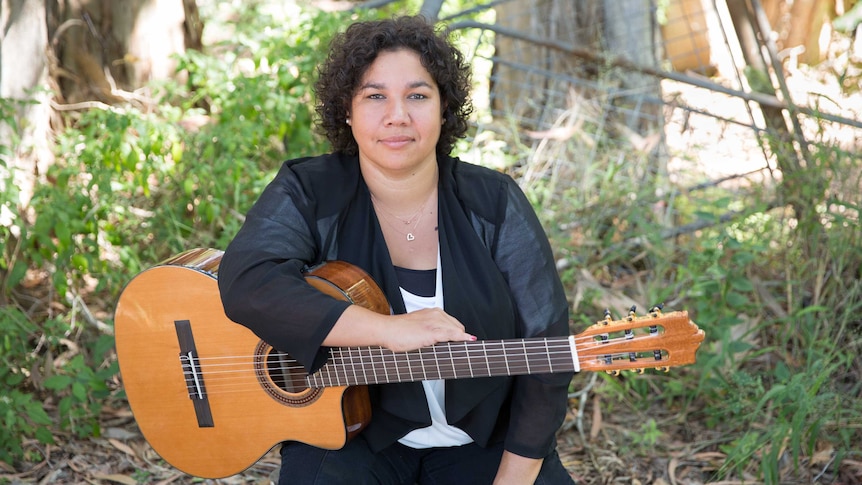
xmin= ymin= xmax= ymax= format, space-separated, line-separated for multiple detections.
xmin=442 ymin=0 xmax=862 ymax=198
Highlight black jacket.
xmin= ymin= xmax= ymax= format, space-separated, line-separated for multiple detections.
xmin=218 ymin=152 xmax=572 ymax=459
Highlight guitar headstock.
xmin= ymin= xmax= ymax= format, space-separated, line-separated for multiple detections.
xmin=575 ymin=307 xmax=705 ymax=374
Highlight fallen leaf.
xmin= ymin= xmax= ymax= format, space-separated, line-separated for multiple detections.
xmin=108 ymin=438 xmax=137 ymax=458
xmin=93 ymin=473 xmax=138 ymax=485
xmin=590 ymin=394 xmax=602 ymax=440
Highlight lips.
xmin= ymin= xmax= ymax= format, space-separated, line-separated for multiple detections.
xmin=379 ymin=135 xmax=414 ymax=148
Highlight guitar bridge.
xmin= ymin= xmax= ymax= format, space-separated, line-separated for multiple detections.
xmin=175 ymin=320 xmax=215 ymax=427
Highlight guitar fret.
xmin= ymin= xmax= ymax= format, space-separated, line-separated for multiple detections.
xmin=467 ymin=341 xmax=475 ymax=378
xmin=392 ymin=349 xmax=403 ymax=383
xmin=308 ymin=368 xmax=318 ymax=388
xmin=326 ymin=351 xmax=336 ymax=387
xmin=503 ymin=344 xmax=511 ymax=375
xmin=482 ymin=340 xmax=490 ymax=377
xmin=349 ymin=348 xmax=360 ymax=386
xmin=378 ymin=347 xmax=389 ymax=384
xmin=522 ymin=340 xmax=531 ymax=374
xmin=406 ymin=351 xmax=416 ymax=380
xmin=446 ymin=342 xmax=458 ymax=377
xmin=330 ymin=353 xmax=339 ymax=386
xmin=488 ymin=342 xmax=506 ymax=376
xmin=432 ymin=344 xmax=442 ymax=379
xmin=419 ymin=347 xmax=428 ymax=380
xmin=356 ymin=349 xmax=369 ymax=383
xmin=339 ymin=349 xmax=350 ymax=386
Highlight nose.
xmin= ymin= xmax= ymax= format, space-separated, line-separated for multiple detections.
xmin=384 ymin=99 xmax=409 ymax=126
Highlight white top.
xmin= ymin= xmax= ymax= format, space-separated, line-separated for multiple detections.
xmin=397 ymin=252 xmax=474 ymax=449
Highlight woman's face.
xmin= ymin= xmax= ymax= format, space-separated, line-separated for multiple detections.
xmin=349 ymin=49 xmax=443 ymax=176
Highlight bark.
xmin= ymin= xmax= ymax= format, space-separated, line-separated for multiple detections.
xmin=601 ymin=0 xmax=663 ymax=134
xmin=419 ymin=0 xmax=444 ymax=20
xmin=47 ymin=0 xmax=198 ymax=105
xmin=1 ymin=0 xmax=200 ymax=216
xmin=0 ymin=0 xmax=53 ymax=209
xmin=490 ymin=0 xmax=665 ymax=183
xmin=725 ymin=0 xmax=800 ymax=171
xmin=492 ymin=0 xmax=593 ymax=127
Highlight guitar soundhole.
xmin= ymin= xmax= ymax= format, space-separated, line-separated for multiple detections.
xmin=254 ymin=341 xmax=323 ymax=407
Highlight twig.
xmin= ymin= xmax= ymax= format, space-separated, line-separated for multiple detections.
xmin=812 ymin=451 xmax=837 ymax=482
xmin=67 ymin=292 xmax=113 ymax=335
xmin=50 ymin=100 xmax=113 ymax=111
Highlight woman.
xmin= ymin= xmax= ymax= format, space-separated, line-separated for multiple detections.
xmin=218 ymin=15 xmax=575 ymax=485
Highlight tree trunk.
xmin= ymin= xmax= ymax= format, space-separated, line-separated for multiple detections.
xmin=491 ymin=0 xmax=665 ymax=179
xmin=492 ymin=0 xmax=594 ymax=128
xmin=47 ymin=0 xmax=201 ymax=105
xmin=0 ymin=0 xmax=201 ymax=216
xmin=725 ymin=0 xmax=800 ymax=171
xmin=0 ymin=0 xmax=53 ymax=210
xmin=601 ymin=0 xmax=663 ymax=134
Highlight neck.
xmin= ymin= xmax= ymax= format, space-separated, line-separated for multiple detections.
xmin=363 ymin=162 xmax=439 ymax=214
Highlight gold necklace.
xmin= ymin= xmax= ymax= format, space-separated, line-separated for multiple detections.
xmin=371 ymin=190 xmax=435 ymax=242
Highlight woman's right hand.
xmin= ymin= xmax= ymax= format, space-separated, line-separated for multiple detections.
xmin=381 ymin=307 xmax=476 ymax=352
xmin=323 ymin=305 xmax=476 ymax=353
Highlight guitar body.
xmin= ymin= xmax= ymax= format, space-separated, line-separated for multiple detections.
xmin=114 ymin=249 xmax=376 ymax=478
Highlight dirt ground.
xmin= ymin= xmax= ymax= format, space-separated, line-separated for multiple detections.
xmin=3 ymin=386 xmax=861 ymax=485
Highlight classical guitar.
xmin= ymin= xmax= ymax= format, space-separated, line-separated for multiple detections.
xmin=114 ymin=248 xmax=705 ymax=479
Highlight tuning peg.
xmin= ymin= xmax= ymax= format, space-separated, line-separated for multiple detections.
xmin=600 ymin=309 xmax=612 ymax=325
xmin=606 ymin=369 xmax=621 ymax=376
xmin=637 ymin=368 xmax=646 ymax=375
xmin=649 ymin=303 xmax=664 ymax=315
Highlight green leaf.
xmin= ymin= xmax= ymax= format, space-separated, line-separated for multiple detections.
xmin=43 ymin=375 xmax=73 ymax=390
xmin=7 ymin=260 xmax=28 ymax=288
xmin=25 ymin=401 xmax=52 ymax=426
xmin=34 ymin=427 xmax=55 ymax=445
xmin=72 ymin=382 xmax=87 ymax=402
xmin=724 ymin=291 xmax=749 ymax=308
xmin=728 ymin=276 xmax=754 ymax=292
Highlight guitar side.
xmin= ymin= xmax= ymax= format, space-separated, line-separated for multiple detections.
xmin=114 ymin=259 xmax=370 ymax=478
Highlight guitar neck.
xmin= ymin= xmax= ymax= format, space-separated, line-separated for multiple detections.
xmin=306 ymin=337 xmax=576 ymax=388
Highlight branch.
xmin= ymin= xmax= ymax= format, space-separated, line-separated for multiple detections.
xmin=355 ymin=0 xmax=401 ymax=9
xmin=554 ymin=198 xmax=784 ymax=273
xmin=445 ymin=20 xmax=862 ymax=130
xmin=419 ymin=0 xmax=445 ymax=20
xmin=50 ymin=100 xmax=113 ymax=111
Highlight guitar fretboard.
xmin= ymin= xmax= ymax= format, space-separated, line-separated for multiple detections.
xmin=305 ymin=337 xmax=577 ymax=388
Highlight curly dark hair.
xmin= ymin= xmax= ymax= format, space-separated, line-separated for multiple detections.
xmin=314 ymin=16 xmax=473 ymax=158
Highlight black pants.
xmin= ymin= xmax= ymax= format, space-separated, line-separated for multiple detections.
xmin=278 ymin=437 xmax=575 ymax=485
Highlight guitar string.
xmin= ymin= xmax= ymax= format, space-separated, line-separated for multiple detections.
xmin=186 ymin=329 xmax=657 ymax=366
xmin=184 ymin=332 xmax=666 ymax=371
xmin=179 ymin=334 xmax=671 ymax=393
xmin=191 ymin=352 xmax=667 ymax=392
xmin=187 ymin=336 xmax=654 ymax=373
xmin=187 ymin=345 xmax=669 ymax=396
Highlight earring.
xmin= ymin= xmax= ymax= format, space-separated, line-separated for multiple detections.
xmin=346 ymin=118 xmax=352 ymax=125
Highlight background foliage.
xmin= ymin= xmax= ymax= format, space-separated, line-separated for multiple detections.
xmin=1 ymin=0 xmax=860 ymax=483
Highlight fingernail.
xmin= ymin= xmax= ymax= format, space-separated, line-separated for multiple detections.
xmin=469 ymin=335 xmax=477 ymax=341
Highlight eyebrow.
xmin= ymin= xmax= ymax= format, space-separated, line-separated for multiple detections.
xmin=357 ymin=80 xmax=435 ymax=91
